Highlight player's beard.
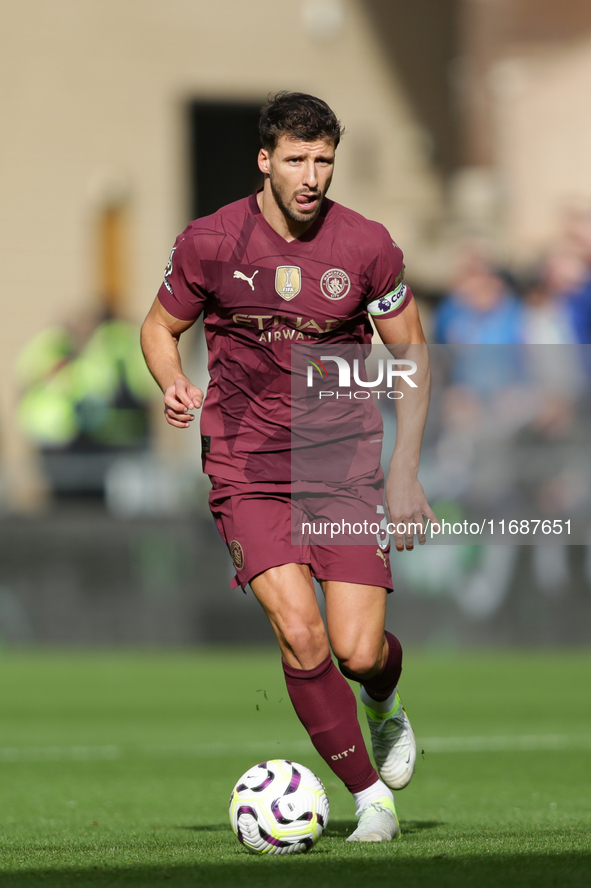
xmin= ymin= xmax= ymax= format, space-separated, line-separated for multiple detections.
xmin=268 ymin=171 xmax=326 ymax=226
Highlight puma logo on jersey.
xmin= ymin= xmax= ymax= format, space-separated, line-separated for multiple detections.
xmin=376 ymin=548 xmax=388 ymax=568
xmin=233 ymin=270 xmax=259 ymax=290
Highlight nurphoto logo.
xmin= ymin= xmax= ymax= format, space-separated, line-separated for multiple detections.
xmin=306 ymin=355 xmax=418 ymax=399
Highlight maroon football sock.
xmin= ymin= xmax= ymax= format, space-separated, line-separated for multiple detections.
xmin=339 ymin=631 xmax=403 ymax=701
xmin=282 ymin=654 xmax=378 ymax=793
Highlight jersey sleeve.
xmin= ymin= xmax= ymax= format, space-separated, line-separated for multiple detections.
xmin=364 ymin=225 xmax=412 ymax=320
xmin=156 ymin=230 xmax=209 ymax=321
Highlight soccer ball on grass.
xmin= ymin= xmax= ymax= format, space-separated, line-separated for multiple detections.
xmin=229 ymin=759 xmax=329 ymax=854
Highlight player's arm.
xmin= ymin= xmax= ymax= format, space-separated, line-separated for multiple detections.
xmin=140 ymin=298 xmax=204 ymax=429
xmin=374 ymin=299 xmax=438 ymax=550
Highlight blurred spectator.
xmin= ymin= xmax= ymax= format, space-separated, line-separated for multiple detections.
xmin=434 ymin=242 xmax=523 ymax=345
xmin=432 ymin=243 xmax=523 ymax=396
xmin=561 ymin=207 xmax=591 ymax=343
xmin=522 ymin=249 xmax=586 ymax=345
xmin=16 ymin=311 xmax=154 ymax=498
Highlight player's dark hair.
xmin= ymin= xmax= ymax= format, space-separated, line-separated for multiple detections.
xmin=259 ymin=92 xmax=344 ymax=151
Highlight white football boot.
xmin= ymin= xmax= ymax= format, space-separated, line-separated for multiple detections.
xmin=361 ymin=688 xmax=417 ymax=790
xmin=346 ymin=797 xmax=400 ymax=843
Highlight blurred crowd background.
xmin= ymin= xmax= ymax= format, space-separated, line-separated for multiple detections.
xmin=1 ymin=0 xmax=591 ymax=647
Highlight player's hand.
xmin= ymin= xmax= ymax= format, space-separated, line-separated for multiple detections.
xmin=163 ymin=377 xmax=204 ymax=428
xmin=385 ymin=472 xmax=439 ymax=551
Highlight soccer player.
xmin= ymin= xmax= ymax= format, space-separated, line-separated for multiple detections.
xmin=141 ymin=92 xmax=436 ymax=842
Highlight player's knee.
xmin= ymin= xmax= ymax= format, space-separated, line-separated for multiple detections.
xmin=280 ymin=620 xmax=326 ymax=661
xmin=336 ymin=646 xmax=382 ymax=680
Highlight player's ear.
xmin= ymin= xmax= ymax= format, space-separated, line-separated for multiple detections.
xmin=258 ymin=148 xmax=271 ymax=176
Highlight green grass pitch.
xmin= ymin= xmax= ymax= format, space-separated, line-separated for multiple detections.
xmin=0 ymin=648 xmax=589 ymax=887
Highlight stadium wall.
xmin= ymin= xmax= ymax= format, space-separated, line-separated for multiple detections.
xmin=0 ymin=513 xmax=590 ymax=647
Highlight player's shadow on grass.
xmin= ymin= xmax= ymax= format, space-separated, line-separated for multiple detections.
xmin=178 ymin=819 xmax=443 ymax=838
xmin=3 ymin=852 xmax=591 ymax=888
xmin=325 ymin=818 xmax=441 ymax=838
xmin=401 ymin=819 xmax=443 ymax=834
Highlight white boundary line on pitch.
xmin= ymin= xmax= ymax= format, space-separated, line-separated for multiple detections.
xmin=0 ymin=735 xmax=591 ymax=762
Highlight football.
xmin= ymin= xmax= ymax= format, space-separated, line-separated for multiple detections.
xmin=229 ymin=759 xmax=330 ymax=854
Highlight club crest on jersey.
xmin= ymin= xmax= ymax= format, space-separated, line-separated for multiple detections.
xmin=230 ymin=540 xmax=244 ymax=570
xmin=275 ymin=266 xmax=301 ymax=301
xmin=320 ymin=268 xmax=351 ymax=300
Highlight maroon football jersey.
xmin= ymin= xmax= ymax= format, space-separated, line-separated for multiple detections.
xmin=157 ymin=193 xmax=412 ymax=482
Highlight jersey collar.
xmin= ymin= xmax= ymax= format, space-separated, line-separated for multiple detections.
xmin=248 ymin=192 xmax=331 ymax=253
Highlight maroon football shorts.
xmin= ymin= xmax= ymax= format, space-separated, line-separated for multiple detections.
xmin=209 ymin=477 xmax=393 ymax=592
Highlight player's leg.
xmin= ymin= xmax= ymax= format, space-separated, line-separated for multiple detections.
xmin=249 ymin=563 xmax=328 ymax=669
xmin=249 ymin=564 xmax=382 ymax=803
xmin=210 ymin=485 xmax=397 ymax=839
xmin=314 ymin=580 xmax=398 ymax=840
xmin=324 ymin=579 xmax=416 ymax=794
